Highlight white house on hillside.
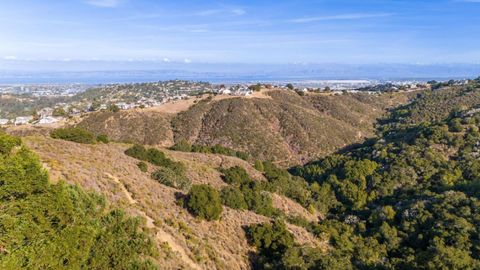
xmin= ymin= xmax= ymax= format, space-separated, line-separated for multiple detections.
xmin=37 ymin=116 xmax=61 ymax=125
xmin=14 ymin=116 xmax=33 ymax=125
xmin=220 ymin=89 xmax=232 ymax=95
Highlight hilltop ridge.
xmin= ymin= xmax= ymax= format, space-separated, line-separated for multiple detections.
xmin=77 ymin=89 xmax=414 ymax=166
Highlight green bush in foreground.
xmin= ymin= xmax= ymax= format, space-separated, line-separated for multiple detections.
xmin=50 ymin=127 xmax=96 ymax=144
xmin=0 ymin=133 xmax=157 ymax=269
xmin=185 ymin=184 xmax=223 ymax=221
xmin=219 ymin=166 xmax=280 ymax=217
xmin=0 ymin=133 xmax=21 ymax=155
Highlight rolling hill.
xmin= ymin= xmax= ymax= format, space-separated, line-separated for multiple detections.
xmin=77 ymin=89 xmax=414 ymax=166
xmin=20 ymin=135 xmax=325 ymax=269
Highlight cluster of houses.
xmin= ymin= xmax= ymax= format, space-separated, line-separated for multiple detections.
xmin=4 ymin=79 xmax=456 ymax=128
xmin=0 ymin=107 xmax=64 ymax=126
xmin=0 ymin=83 xmax=92 ymax=97
xmin=107 ymin=94 xmax=189 ymax=111
xmin=216 ymin=84 xmax=257 ymax=96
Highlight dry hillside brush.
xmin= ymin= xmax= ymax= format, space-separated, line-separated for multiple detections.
xmin=76 ymin=90 xmax=412 ymax=166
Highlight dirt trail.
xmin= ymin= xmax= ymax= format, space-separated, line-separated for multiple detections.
xmin=104 ymin=173 xmax=137 ymax=204
xmin=104 ymin=172 xmax=202 ymax=270
xmin=155 ymin=228 xmax=202 ymax=270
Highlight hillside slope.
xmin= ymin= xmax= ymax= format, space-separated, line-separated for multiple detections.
xmin=283 ymin=82 xmax=480 ymax=269
xmin=172 ymin=90 xmax=412 ymax=165
xmin=78 ymin=90 xmax=413 ymax=166
xmin=23 ymin=135 xmax=324 ymax=270
xmin=77 ymin=109 xmax=174 ymax=146
xmin=386 ymin=83 xmax=480 ymax=125
xmin=0 ymin=133 xmax=156 ymax=269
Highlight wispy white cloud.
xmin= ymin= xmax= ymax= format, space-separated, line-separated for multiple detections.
xmin=3 ymin=56 xmax=17 ymax=60
xmin=84 ymin=0 xmax=124 ymax=8
xmin=232 ymin=9 xmax=246 ymax=16
xmin=289 ymin=13 xmax=393 ymax=23
xmin=196 ymin=8 xmax=246 ymax=16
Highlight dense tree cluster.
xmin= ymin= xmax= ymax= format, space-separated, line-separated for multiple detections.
xmin=219 ymin=166 xmax=280 ymax=217
xmin=0 ymin=133 xmax=157 ymax=269
xmin=246 ymin=220 xmax=339 ymax=270
xmin=282 ymin=84 xmax=480 ymax=269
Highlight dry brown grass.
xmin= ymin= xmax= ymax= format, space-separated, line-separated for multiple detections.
xmin=22 ymin=135 xmax=325 ymax=270
xmin=75 ymin=89 xmax=415 ymax=167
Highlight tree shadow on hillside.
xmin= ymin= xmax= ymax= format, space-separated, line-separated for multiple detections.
xmin=174 ymin=191 xmax=187 ymax=207
xmin=241 ymin=224 xmax=262 ymax=270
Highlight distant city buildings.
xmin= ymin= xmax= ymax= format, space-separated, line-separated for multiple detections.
xmin=0 ymin=79 xmax=455 ymax=127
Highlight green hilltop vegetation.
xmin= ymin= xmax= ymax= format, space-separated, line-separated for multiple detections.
xmin=0 ymin=133 xmax=157 ymax=269
xmin=386 ymin=77 xmax=480 ymax=125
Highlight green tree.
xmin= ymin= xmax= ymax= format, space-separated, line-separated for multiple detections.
xmin=185 ymin=185 xmax=223 ymax=221
xmin=220 ymin=187 xmax=248 ymax=210
xmin=246 ymin=220 xmax=295 ymax=264
xmin=220 ymin=166 xmax=252 ymax=186
xmin=0 ymin=133 xmax=157 ymax=269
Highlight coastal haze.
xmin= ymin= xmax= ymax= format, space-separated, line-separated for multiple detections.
xmin=1 ymin=61 xmax=480 ymax=84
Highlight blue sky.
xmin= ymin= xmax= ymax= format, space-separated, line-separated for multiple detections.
xmin=0 ymin=0 xmax=480 ymax=65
